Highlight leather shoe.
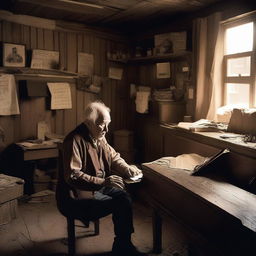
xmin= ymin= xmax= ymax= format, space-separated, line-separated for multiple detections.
xmin=112 ymin=240 xmax=147 ymax=256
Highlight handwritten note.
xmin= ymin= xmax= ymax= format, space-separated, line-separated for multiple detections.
xmin=108 ymin=67 xmax=123 ymax=80
xmin=135 ymin=91 xmax=150 ymax=114
xmin=0 ymin=74 xmax=20 ymax=115
xmin=78 ymin=52 xmax=94 ymax=75
xmin=156 ymin=62 xmax=170 ymax=79
xmin=47 ymin=82 xmax=72 ymax=110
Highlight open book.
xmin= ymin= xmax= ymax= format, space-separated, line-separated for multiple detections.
xmin=192 ymin=148 xmax=230 ymax=176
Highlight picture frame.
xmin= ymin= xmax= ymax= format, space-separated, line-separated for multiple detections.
xmin=31 ymin=49 xmax=59 ymax=70
xmin=2 ymin=43 xmax=26 ymax=67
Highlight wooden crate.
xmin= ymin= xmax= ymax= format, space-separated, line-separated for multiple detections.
xmin=0 ymin=174 xmax=24 ymax=225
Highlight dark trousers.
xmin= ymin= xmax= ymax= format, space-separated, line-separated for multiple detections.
xmin=71 ymin=187 xmax=134 ymax=238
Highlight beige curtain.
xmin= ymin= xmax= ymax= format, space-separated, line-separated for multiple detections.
xmin=193 ymin=12 xmax=224 ymax=121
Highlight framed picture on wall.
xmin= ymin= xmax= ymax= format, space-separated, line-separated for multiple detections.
xmin=2 ymin=43 xmax=26 ymax=67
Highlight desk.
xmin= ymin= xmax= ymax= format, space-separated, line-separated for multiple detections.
xmin=17 ymin=144 xmax=59 ymax=194
xmin=23 ymin=147 xmax=58 ymax=161
xmin=139 ymin=163 xmax=256 ymax=256
xmin=138 ymin=126 xmax=256 ymax=255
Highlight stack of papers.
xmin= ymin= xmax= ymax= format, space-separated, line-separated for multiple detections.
xmin=16 ymin=139 xmax=57 ymax=150
xmin=177 ymin=119 xmax=227 ymax=132
xmin=129 ymin=173 xmax=143 ymax=181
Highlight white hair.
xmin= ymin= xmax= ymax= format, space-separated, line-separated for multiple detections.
xmin=84 ymin=101 xmax=110 ymax=124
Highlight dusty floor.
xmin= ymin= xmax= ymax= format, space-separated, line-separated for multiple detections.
xmin=0 ymin=192 xmax=190 ymax=256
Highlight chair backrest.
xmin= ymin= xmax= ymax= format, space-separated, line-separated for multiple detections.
xmin=55 ymin=142 xmax=74 ymax=216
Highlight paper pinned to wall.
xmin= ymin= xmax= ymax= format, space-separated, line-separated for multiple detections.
xmin=78 ymin=52 xmax=94 ymax=76
xmin=47 ymin=82 xmax=72 ymax=110
xmin=156 ymin=62 xmax=170 ymax=79
xmin=108 ymin=67 xmax=123 ymax=80
xmin=0 ymin=74 xmax=20 ymax=115
xmin=135 ymin=91 xmax=150 ymax=114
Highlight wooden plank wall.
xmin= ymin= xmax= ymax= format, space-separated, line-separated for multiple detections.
xmin=0 ymin=20 xmax=132 ymax=147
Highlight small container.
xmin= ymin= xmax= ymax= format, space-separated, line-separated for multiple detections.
xmin=147 ymin=48 xmax=153 ymax=56
xmin=183 ymin=115 xmax=192 ymax=122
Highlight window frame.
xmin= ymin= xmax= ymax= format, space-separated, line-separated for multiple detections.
xmin=222 ymin=13 xmax=256 ymax=108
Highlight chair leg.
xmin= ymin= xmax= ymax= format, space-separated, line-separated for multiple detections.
xmin=94 ymin=219 xmax=100 ymax=235
xmin=67 ymin=217 xmax=76 ymax=256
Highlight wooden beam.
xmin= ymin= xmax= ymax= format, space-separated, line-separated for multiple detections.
xmin=0 ymin=10 xmax=56 ymax=30
xmin=17 ymin=0 xmax=116 ymax=15
xmin=0 ymin=10 xmax=128 ymax=42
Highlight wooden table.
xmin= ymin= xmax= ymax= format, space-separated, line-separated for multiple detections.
xmin=22 ymin=147 xmax=58 ymax=161
xmin=139 ymin=162 xmax=256 ymax=256
xmin=17 ymin=144 xmax=59 ymax=194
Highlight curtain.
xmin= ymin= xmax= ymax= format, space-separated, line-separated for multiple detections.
xmin=193 ymin=12 xmax=224 ymax=121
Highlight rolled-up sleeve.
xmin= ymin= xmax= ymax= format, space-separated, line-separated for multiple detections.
xmin=63 ymin=136 xmax=104 ymax=191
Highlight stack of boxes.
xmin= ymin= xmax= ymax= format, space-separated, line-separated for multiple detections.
xmin=114 ymin=130 xmax=134 ymax=164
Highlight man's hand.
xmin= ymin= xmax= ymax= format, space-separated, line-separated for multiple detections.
xmin=104 ymin=175 xmax=125 ymax=190
xmin=126 ymin=165 xmax=143 ymax=178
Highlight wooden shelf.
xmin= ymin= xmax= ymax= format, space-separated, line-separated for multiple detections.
xmin=0 ymin=67 xmax=87 ymax=82
xmin=107 ymin=51 xmax=191 ymax=64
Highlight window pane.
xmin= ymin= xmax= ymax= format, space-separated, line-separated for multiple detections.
xmin=225 ymin=22 xmax=253 ymax=54
xmin=226 ymin=83 xmax=249 ymax=108
xmin=227 ymin=56 xmax=251 ymax=77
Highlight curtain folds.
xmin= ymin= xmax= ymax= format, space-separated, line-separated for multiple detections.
xmin=193 ymin=12 xmax=223 ymax=121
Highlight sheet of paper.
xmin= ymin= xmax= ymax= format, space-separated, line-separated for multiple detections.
xmin=135 ymin=91 xmax=150 ymax=113
xmin=171 ymin=31 xmax=187 ymax=52
xmin=47 ymin=82 xmax=72 ymax=110
xmin=78 ymin=52 xmax=94 ymax=75
xmin=0 ymin=74 xmax=20 ymax=115
xmin=188 ymin=88 xmax=194 ymax=99
xmin=31 ymin=49 xmax=59 ymax=69
xmin=37 ymin=121 xmax=50 ymax=140
xmin=156 ymin=62 xmax=170 ymax=79
xmin=108 ymin=67 xmax=123 ymax=80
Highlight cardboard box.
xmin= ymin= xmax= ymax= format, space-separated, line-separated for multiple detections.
xmin=158 ymin=101 xmax=186 ymax=124
xmin=0 ymin=199 xmax=18 ymax=225
xmin=0 ymin=174 xmax=24 ymax=225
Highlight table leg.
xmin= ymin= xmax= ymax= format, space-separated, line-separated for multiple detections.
xmin=152 ymin=209 xmax=162 ymax=253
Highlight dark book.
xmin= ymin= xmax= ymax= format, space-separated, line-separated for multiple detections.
xmin=192 ymin=148 xmax=230 ymax=176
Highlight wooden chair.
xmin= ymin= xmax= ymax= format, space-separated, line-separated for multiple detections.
xmin=66 ymin=216 xmax=99 ymax=256
xmin=56 ymin=143 xmax=100 ymax=256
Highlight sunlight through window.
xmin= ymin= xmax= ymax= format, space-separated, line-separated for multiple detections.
xmin=225 ymin=22 xmax=253 ymax=54
xmin=226 ymin=83 xmax=249 ymax=108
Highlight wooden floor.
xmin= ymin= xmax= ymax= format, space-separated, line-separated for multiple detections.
xmin=0 ymin=192 xmax=188 ymax=256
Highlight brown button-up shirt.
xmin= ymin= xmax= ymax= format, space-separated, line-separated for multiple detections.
xmin=62 ymin=123 xmax=130 ymax=199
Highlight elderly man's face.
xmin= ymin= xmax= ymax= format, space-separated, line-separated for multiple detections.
xmin=90 ymin=111 xmax=111 ymax=140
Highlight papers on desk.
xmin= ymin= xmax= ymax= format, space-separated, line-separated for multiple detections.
xmin=147 ymin=154 xmax=208 ymax=172
xmin=177 ymin=119 xmax=228 ymax=132
xmin=16 ymin=139 xmax=57 ymax=150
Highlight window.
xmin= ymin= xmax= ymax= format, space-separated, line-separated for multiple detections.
xmin=223 ymin=16 xmax=256 ymax=108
